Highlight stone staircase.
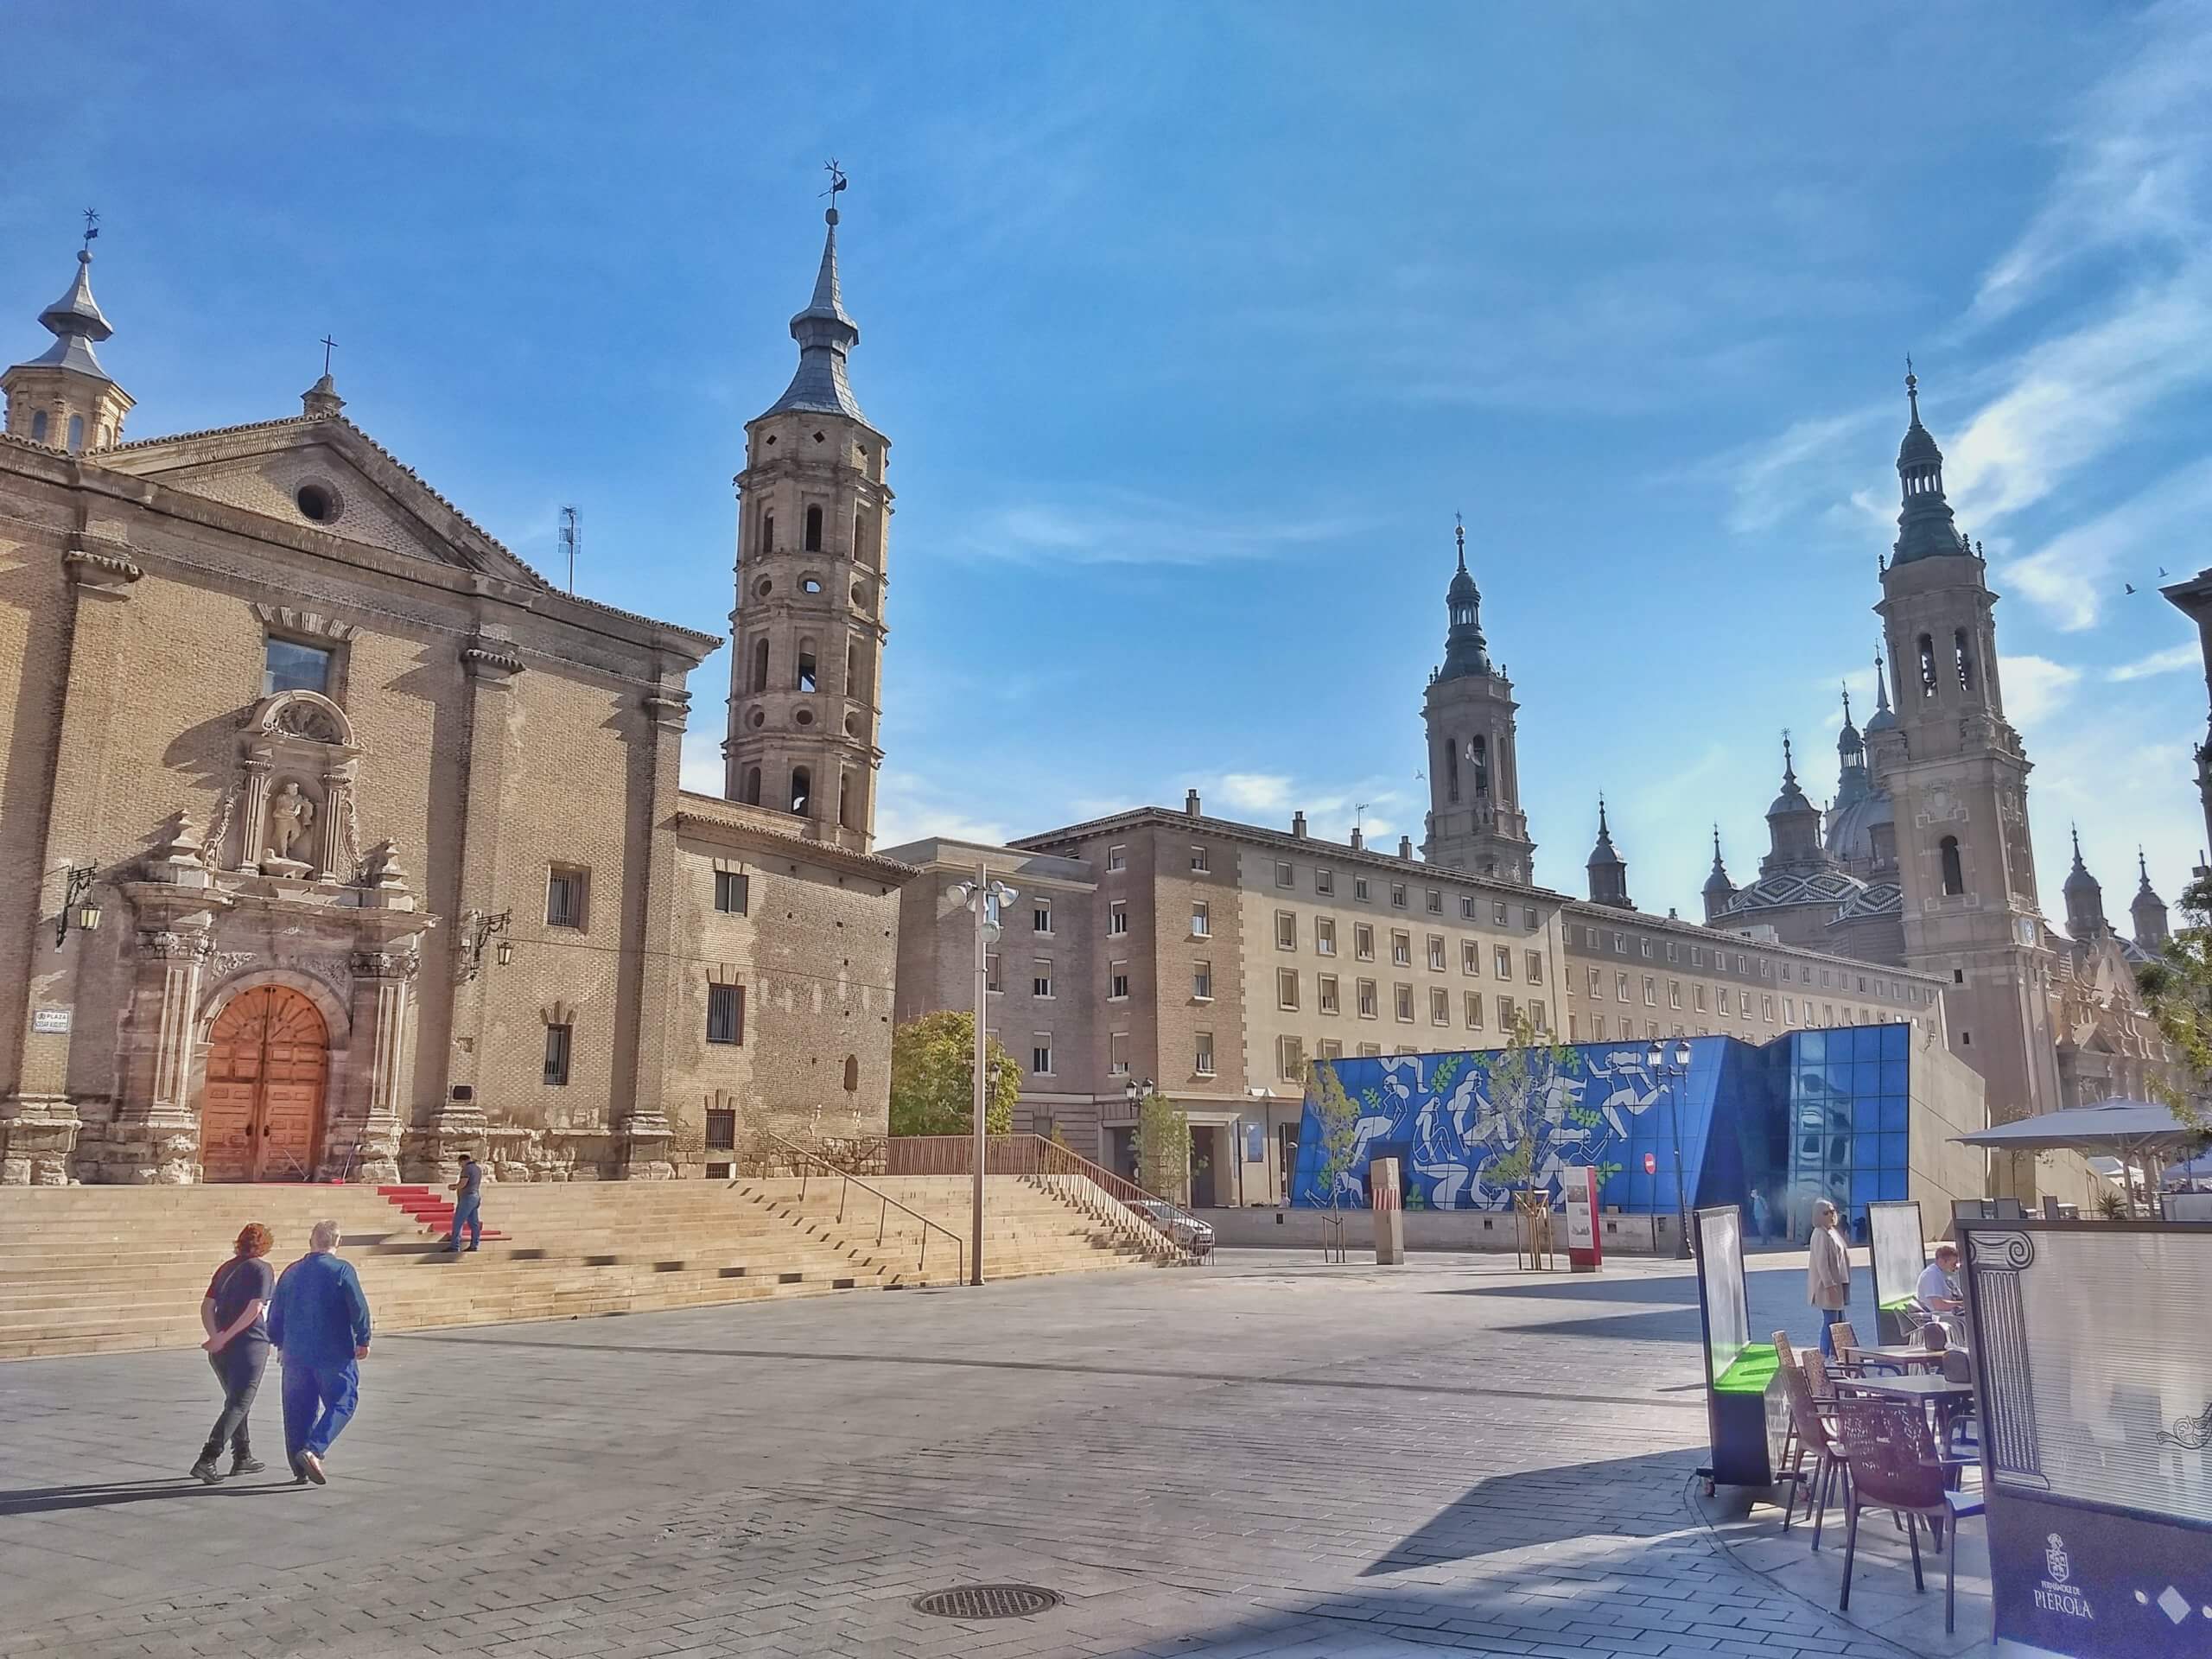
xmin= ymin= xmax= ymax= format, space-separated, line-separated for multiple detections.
xmin=0 ymin=1169 xmax=1164 ymax=1360
xmin=733 ymin=1173 xmax=1169 ymax=1284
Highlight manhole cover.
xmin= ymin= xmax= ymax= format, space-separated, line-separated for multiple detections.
xmin=912 ymin=1584 xmax=1062 ymax=1620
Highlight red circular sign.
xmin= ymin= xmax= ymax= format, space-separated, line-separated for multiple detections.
xmin=1643 ymin=1153 xmax=1657 ymax=1175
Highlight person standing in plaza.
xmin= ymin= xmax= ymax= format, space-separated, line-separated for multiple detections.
xmin=1806 ymin=1198 xmax=1853 ymax=1357
xmin=267 ymin=1218 xmax=372 ymax=1485
xmin=446 ymin=1153 xmax=484 ymax=1254
xmin=190 ymin=1223 xmax=276 ymax=1484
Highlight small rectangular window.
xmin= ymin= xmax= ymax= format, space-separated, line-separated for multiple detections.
xmin=1669 ymin=980 xmax=1681 ymax=1009
xmin=1191 ymin=901 xmax=1210 ymax=937
xmin=1315 ymin=918 xmax=1337 ymax=956
xmin=1465 ymin=990 xmax=1484 ymax=1029
xmin=1194 ymin=1033 xmax=1215 ymax=1077
xmin=1110 ymin=966 xmax=1130 ymax=1001
xmin=1033 ymin=960 xmax=1053 ymax=998
xmin=1354 ymin=877 xmax=1371 ymax=903
xmin=1643 ymin=975 xmax=1657 ymax=1007
xmin=1531 ymin=1000 xmax=1548 ymax=1033
xmin=1189 ymin=846 xmax=1209 ymax=873
xmin=1525 ymin=950 xmax=1543 ymax=985
xmin=547 ymin=867 xmax=588 ymax=929
xmin=1695 ymin=984 xmax=1708 ymax=1011
xmin=1587 ymin=966 xmax=1601 ymax=996
xmin=1032 ymin=1039 xmax=1053 ymax=1076
xmin=543 ymin=1023 xmax=572 ymax=1086
xmin=1430 ymin=987 xmax=1450 ymax=1026
xmin=1640 ymin=938 xmax=1653 ymax=958
xmin=1318 ymin=974 xmax=1339 ymax=1014
xmin=1463 ymin=940 xmax=1479 ymax=976
xmin=1390 ymin=884 xmax=1408 ymax=909
xmin=1317 ymin=1039 xmax=1343 ymax=1060
xmin=1109 ymin=1033 xmax=1130 ymax=1075
xmin=1356 ymin=924 xmax=1376 ymax=961
xmin=1784 ymin=995 xmax=1796 ymax=1022
xmin=1425 ymin=889 xmax=1442 ymax=914
xmin=705 ymin=1108 xmax=736 ymax=1150
xmin=1395 ymin=984 xmax=1414 ymax=1022
xmin=264 ymin=637 xmax=334 ymax=698
xmin=1522 ymin=906 xmax=1538 ymax=931
xmin=1275 ymin=910 xmax=1298 ymax=950
xmin=1460 ymin=895 xmax=1477 ymax=920
xmin=706 ymin=982 xmax=744 ymax=1046
xmin=1033 ymin=902 xmax=1052 ymax=934
xmin=1499 ymin=994 xmax=1516 ymax=1028
xmin=1192 ymin=961 xmax=1213 ymax=1001
xmin=1617 ymin=972 xmax=1630 ymax=1002
xmin=1315 ymin=869 xmax=1334 ymax=895
xmin=1427 ymin=935 xmax=1446 ymax=972
xmin=1109 ymin=902 xmax=1128 ymax=936
xmin=1391 ymin=931 xmax=1412 ymax=967
xmin=985 ymin=953 xmax=1001 ymax=993
xmin=1493 ymin=900 xmax=1509 ymax=926
xmin=1107 ymin=843 xmax=1128 ymax=872
xmin=1275 ymin=860 xmax=1294 ymax=887
xmin=1277 ymin=968 xmax=1299 ymax=1011
xmin=713 ymin=871 xmax=749 ymax=915
xmin=1278 ymin=1034 xmax=1305 ymax=1083
xmin=1494 ymin=946 xmax=1512 ymax=981
xmin=1357 ymin=978 xmax=1378 ymax=1019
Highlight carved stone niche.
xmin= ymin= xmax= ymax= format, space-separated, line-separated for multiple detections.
xmin=208 ymin=691 xmax=367 ymax=881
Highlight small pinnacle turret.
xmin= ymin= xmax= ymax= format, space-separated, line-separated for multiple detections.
xmin=2133 ymin=848 xmax=2171 ymax=949
xmin=2063 ymin=826 xmax=2107 ymax=940
xmin=1892 ymin=363 xmax=1970 ymax=565
xmin=1586 ymin=796 xmax=1632 ymax=910
xmin=3 ymin=217 xmax=134 ymax=451
xmin=762 ymin=183 xmax=868 ymax=424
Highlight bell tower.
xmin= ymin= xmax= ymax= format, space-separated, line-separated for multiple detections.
xmin=723 ymin=175 xmax=891 ymax=854
xmin=3 ymin=215 xmax=133 ymax=453
xmin=1871 ymin=365 xmax=2063 ymax=1181
xmin=1421 ymin=519 xmax=1535 ymax=880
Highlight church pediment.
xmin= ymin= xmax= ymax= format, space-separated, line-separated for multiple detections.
xmin=96 ymin=416 xmax=547 ymax=588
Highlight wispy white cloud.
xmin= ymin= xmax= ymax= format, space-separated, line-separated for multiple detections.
xmin=1217 ymin=772 xmax=1293 ymax=813
xmin=1998 ymin=653 xmax=2083 ymax=728
xmin=950 ymin=489 xmax=1354 ymax=568
xmin=1204 ymin=771 xmax=1411 ymax=845
xmin=873 ymin=769 xmax=1014 ymax=853
xmin=1971 ymin=1 xmax=2212 ymax=320
xmin=2001 ymin=454 xmax=2212 ymax=630
xmin=2107 ymin=641 xmax=2202 ymax=681
xmin=678 ymin=726 xmax=723 ymax=795
xmin=1718 ymin=407 xmax=1889 ymax=534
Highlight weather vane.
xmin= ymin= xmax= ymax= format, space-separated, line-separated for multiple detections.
xmin=81 ymin=207 xmax=99 ymax=248
xmin=822 ymin=158 xmax=848 ymax=200
xmin=320 ymin=335 xmax=338 ymax=376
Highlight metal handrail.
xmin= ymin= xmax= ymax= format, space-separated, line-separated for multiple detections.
xmin=753 ymin=1133 xmax=965 ymax=1284
xmin=884 ymin=1134 xmax=1203 ymax=1265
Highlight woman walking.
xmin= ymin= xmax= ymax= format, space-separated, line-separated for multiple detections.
xmin=192 ymin=1223 xmax=276 ymax=1484
xmin=1806 ymin=1198 xmax=1853 ymax=1358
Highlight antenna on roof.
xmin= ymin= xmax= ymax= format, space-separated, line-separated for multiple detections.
xmin=559 ymin=506 xmax=581 ymax=594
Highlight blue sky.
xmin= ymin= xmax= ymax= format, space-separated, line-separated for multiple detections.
xmin=8 ymin=3 xmax=2210 ymax=925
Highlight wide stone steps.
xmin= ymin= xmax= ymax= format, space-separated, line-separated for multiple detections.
xmin=0 ymin=1169 xmax=1158 ymax=1357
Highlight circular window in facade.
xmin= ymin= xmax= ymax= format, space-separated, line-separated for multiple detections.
xmin=296 ymin=482 xmax=341 ymax=523
xmin=794 ymin=709 xmax=815 ymax=727
xmin=754 ymin=577 xmax=772 ymax=599
xmin=749 ymin=709 xmax=766 ymax=728
xmin=844 ymin=712 xmax=861 ymax=735
xmin=802 ymin=576 xmax=823 ymax=594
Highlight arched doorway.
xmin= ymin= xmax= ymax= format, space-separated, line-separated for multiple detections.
xmin=200 ymin=986 xmax=329 ymax=1182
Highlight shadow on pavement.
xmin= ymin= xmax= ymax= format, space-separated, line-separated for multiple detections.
xmin=0 ymin=1477 xmax=303 ymax=1516
xmin=1359 ymin=1449 xmax=1703 ymax=1576
xmin=1446 ymin=1274 xmax=1702 ymax=1305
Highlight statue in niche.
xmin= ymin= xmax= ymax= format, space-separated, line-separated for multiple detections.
xmin=265 ymin=782 xmax=317 ymax=866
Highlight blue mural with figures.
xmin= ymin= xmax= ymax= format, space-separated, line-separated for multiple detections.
xmin=1288 ymin=1026 xmax=1915 ymax=1232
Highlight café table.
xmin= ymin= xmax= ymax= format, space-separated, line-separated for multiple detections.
xmin=1839 ymin=1343 xmax=1952 ymax=1373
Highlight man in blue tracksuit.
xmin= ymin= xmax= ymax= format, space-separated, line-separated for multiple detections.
xmin=267 ymin=1218 xmax=372 ymax=1485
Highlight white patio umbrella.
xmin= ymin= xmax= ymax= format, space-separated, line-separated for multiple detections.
xmin=1954 ymin=1097 xmax=2209 ymax=1216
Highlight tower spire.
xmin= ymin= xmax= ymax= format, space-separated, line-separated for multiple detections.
xmin=1586 ymin=795 xmax=1631 ymax=909
xmin=761 ymin=165 xmax=868 ymax=424
xmin=1436 ymin=515 xmax=1490 ymax=680
xmin=1892 ymin=360 xmax=1967 ymax=563
xmin=5 ymin=214 xmax=133 ymax=450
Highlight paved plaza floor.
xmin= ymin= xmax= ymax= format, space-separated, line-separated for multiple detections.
xmin=0 ymin=1248 xmax=1971 ymax=1658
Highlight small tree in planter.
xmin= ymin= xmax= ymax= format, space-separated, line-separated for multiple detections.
xmin=1482 ymin=1009 xmax=1585 ymax=1270
xmin=1136 ymin=1090 xmax=1191 ymax=1204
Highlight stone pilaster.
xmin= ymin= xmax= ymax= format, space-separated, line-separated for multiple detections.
xmin=1 ymin=538 xmax=143 ymax=1184
xmin=103 ymin=921 xmax=216 ymax=1184
xmin=329 ymin=944 xmax=417 ymax=1183
xmin=620 ymin=680 xmax=690 ymax=1179
xmin=416 ymin=632 xmax=523 ymax=1178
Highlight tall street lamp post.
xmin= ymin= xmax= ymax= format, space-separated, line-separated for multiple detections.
xmin=950 ymin=864 xmax=1018 ymax=1287
xmin=1646 ymin=1039 xmax=1695 ymax=1261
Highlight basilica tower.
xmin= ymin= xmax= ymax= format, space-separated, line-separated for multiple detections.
xmin=1869 ymin=368 xmax=2063 ymax=1176
xmin=2 ymin=224 xmax=133 ymax=453
xmin=1421 ymin=521 xmax=1535 ymax=880
xmin=723 ymin=188 xmax=890 ymax=854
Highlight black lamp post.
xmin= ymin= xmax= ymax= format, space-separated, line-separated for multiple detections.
xmin=1646 ymin=1039 xmax=1694 ymax=1260
xmin=55 ymin=864 xmax=102 ymax=948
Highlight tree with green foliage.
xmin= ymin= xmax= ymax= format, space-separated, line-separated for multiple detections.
xmin=888 ymin=1011 xmax=1020 ymax=1137
xmin=1481 ymin=1010 xmax=1585 ymax=1268
xmin=1303 ymin=1059 xmax=1363 ymax=1212
xmin=2135 ymin=873 xmax=2212 ymax=1139
xmin=1136 ymin=1090 xmax=1191 ymax=1202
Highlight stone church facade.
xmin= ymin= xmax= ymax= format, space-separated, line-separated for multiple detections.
xmin=0 ymin=207 xmax=907 ymax=1185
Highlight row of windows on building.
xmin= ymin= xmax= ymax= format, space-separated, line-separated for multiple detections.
xmin=747 ymin=501 xmax=880 ymax=563
xmin=535 ymin=868 xmax=751 ymax=933
xmin=537 ymin=982 xmax=747 ymax=1086
xmin=1573 ymin=923 xmax=1930 ymax=1005
xmin=1567 ymin=963 xmax=1909 ymax=1030
xmin=1273 ymin=913 xmax=1544 ymax=978
xmin=1094 ymin=842 xmax=1546 ymax=930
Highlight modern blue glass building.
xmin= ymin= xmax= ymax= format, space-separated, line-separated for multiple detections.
xmin=1287 ymin=1022 xmax=1923 ymax=1240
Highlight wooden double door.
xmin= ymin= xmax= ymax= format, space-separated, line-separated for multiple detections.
xmin=200 ymin=986 xmax=329 ymax=1182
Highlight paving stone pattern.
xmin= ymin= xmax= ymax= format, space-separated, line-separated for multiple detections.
xmin=0 ymin=1249 xmax=1921 ymax=1658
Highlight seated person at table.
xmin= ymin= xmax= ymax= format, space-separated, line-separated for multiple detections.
xmin=1915 ymin=1243 xmax=1963 ymax=1327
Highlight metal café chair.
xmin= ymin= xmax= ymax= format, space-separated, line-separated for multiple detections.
xmin=1833 ymin=1396 xmax=1978 ymax=1634
xmin=1778 ymin=1354 xmax=1848 ymax=1548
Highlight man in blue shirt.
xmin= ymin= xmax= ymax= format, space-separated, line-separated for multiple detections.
xmin=267 ymin=1218 xmax=372 ymax=1484
xmin=447 ymin=1154 xmax=484 ymax=1253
